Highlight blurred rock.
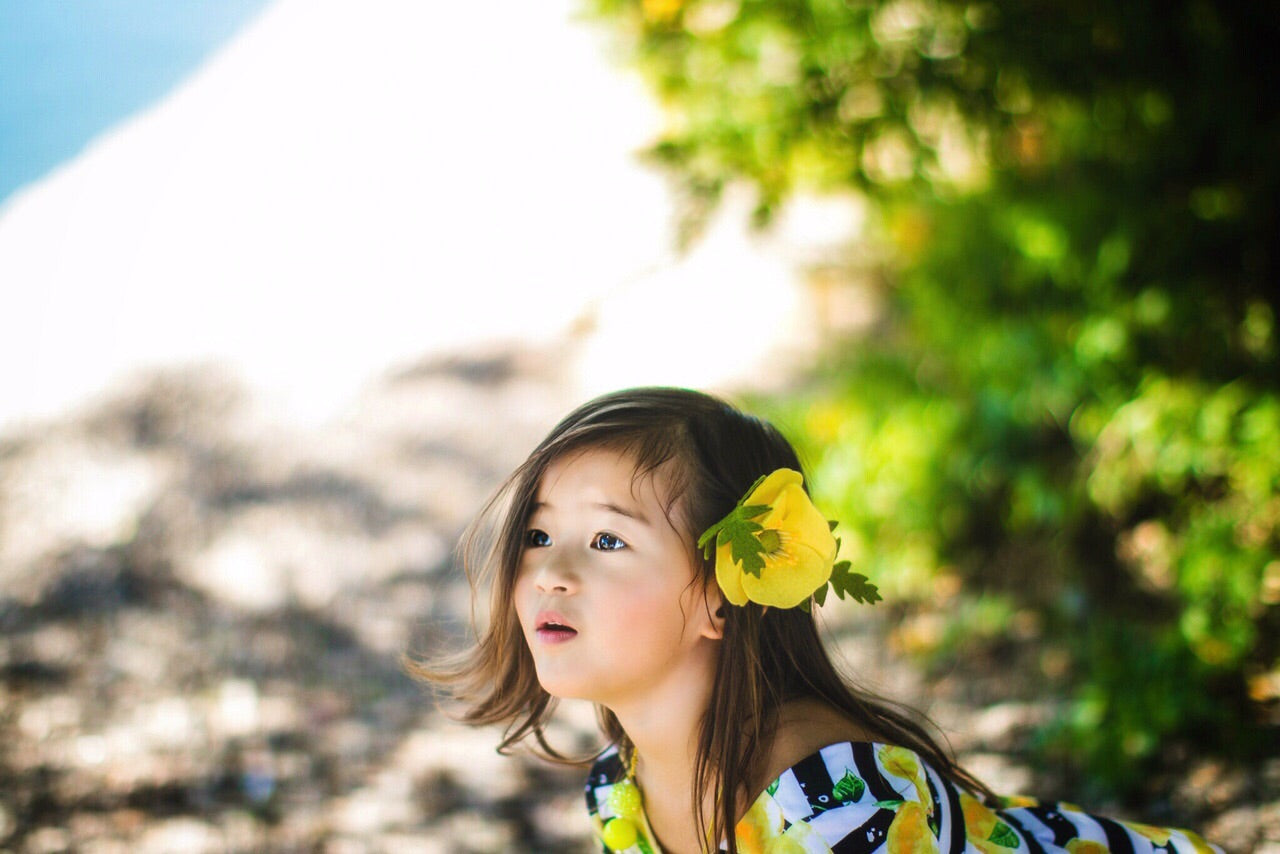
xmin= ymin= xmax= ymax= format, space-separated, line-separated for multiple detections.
xmin=136 ymin=817 xmax=221 ymax=854
xmin=0 ymin=436 xmax=168 ymax=588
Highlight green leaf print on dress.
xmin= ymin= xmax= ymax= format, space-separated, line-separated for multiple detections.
xmin=832 ymin=769 xmax=866 ymax=803
xmin=988 ymin=821 xmax=1020 ymax=849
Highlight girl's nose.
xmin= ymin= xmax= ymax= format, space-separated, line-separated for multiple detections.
xmin=533 ymin=553 xmax=578 ymax=594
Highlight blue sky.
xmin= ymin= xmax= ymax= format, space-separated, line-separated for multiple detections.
xmin=0 ymin=0 xmax=272 ymax=203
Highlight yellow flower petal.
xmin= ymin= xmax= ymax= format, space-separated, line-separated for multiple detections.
xmin=740 ymin=550 xmax=832 ymax=608
xmin=730 ymin=473 xmax=838 ymax=609
xmin=747 ymin=469 xmax=805 ymax=503
xmin=761 ymin=483 xmax=838 ymax=563
xmin=716 ymin=540 xmax=749 ymax=606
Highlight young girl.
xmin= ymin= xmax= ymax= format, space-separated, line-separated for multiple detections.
xmin=421 ymin=387 xmax=1221 ymax=853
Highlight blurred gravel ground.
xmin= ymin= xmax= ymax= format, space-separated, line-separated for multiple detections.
xmin=1 ymin=346 xmax=1276 ymax=852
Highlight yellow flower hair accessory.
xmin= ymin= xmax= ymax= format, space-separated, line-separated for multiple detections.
xmin=697 ymin=468 xmax=881 ymax=610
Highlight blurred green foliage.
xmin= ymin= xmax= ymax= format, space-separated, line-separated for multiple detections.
xmin=591 ymin=0 xmax=1280 ymax=791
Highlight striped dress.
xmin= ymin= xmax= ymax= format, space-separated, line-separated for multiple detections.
xmin=584 ymin=741 xmax=1222 ymax=854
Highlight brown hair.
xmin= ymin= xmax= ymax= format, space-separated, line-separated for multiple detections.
xmin=412 ymin=387 xmax=991 ymax=852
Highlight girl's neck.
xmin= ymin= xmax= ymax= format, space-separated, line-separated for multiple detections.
xmin=609 ymin=677 xmax=717 ymax=853
xmin=612 ymin=695 xmax=704 ymax=788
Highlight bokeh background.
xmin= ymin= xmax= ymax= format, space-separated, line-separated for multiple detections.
xmin=1 ymin=0 xmax=1277 ymax=851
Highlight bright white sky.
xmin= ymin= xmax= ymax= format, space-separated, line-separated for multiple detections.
xmin=0 ymin=0 xmax=860 ymax=432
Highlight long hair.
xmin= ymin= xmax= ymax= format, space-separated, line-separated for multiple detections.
xmin=411 ymin=387 xmax=991 ymax=852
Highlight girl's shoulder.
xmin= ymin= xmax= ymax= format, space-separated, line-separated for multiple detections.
xmin=761 ymin=697 xmax=879 ymax=792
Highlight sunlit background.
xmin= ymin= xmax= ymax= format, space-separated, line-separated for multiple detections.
xmin=0 ymin=0 xmax=842 ymax=433
xmin=2 ymin=0 xmax=1276 ymax=851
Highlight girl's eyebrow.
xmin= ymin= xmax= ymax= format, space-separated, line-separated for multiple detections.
xmin=593 ymin=501 xmax=651 ymax=525
xmin=530 ymin=500 xmax=651 ymax=525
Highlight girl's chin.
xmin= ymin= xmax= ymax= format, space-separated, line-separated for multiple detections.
xmin=533 ymin=671 xmax=608 ymax=704
xmin=532 ymin=670 xmax=586 ymax=700
xmin=538 ymin=684 xmax=596 ymax=703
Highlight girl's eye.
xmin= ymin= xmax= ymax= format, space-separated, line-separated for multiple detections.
xmin=591 ymin=532 xmax=627 ymax=551
xmin=526 ymin=529 xmax=552 ymax=548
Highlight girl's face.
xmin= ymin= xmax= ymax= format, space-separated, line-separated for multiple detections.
xmin=514 ymin=447 xmax=723 ymax=710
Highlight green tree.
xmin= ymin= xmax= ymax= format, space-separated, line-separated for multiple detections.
xmin=592 ymin=0 xmax=1280 ymax=792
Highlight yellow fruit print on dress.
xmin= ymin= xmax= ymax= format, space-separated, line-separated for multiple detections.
xmin=876 ymin=745 xmax=942 ymax=853
xmin=736 ymin=790 xmax=787 ymax=853
xmin=960 ymin=793 xmax=1021 ymax=853
xmin=735 ymin=791 xmax=836 ymax=854
xmin=877 ymin=745 xmax=933 ymax=813
xmin=1064 ymin=841 xmax=1108 ymax=854
xmin=886 ymin=800 xmax=939 ymax=853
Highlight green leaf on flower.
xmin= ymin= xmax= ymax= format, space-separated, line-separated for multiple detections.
xmin=697 ymin=502 xmax=772 ymax=577
xmin=697 ymin=474 xmax=768 ymax=554
xmin=813 ymin=582 xmax=828 ymax=607
xmin=832 ymin=770 xmax=866 ymax=802
xmin=828 ymin=561 xmax=882 ymax=605
xmin=987 ymin=821 xmax=1020 ymax=848
xmin=742 ymin=473 xmax=767 ymax=497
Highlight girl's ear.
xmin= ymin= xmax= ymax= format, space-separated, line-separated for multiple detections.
xmin=699 ymin=584 xmax=726 ymax=640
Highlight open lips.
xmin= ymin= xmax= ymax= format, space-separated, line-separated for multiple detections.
xmin=535 ymin=611 xmax=578 ymax=643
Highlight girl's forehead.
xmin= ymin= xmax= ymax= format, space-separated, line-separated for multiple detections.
xmin=535 ymin=446 xmax=684 ymax=520
xmin=538 ymin=447 xmax=662 ymax=498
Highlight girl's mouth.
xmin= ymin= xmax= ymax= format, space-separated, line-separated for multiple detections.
xmin=535 ymin=614 xmax=578 ymax=643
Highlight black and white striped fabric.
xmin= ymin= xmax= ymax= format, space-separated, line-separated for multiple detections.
xmin=584 ymin=741 xmax=1223 ymax=854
